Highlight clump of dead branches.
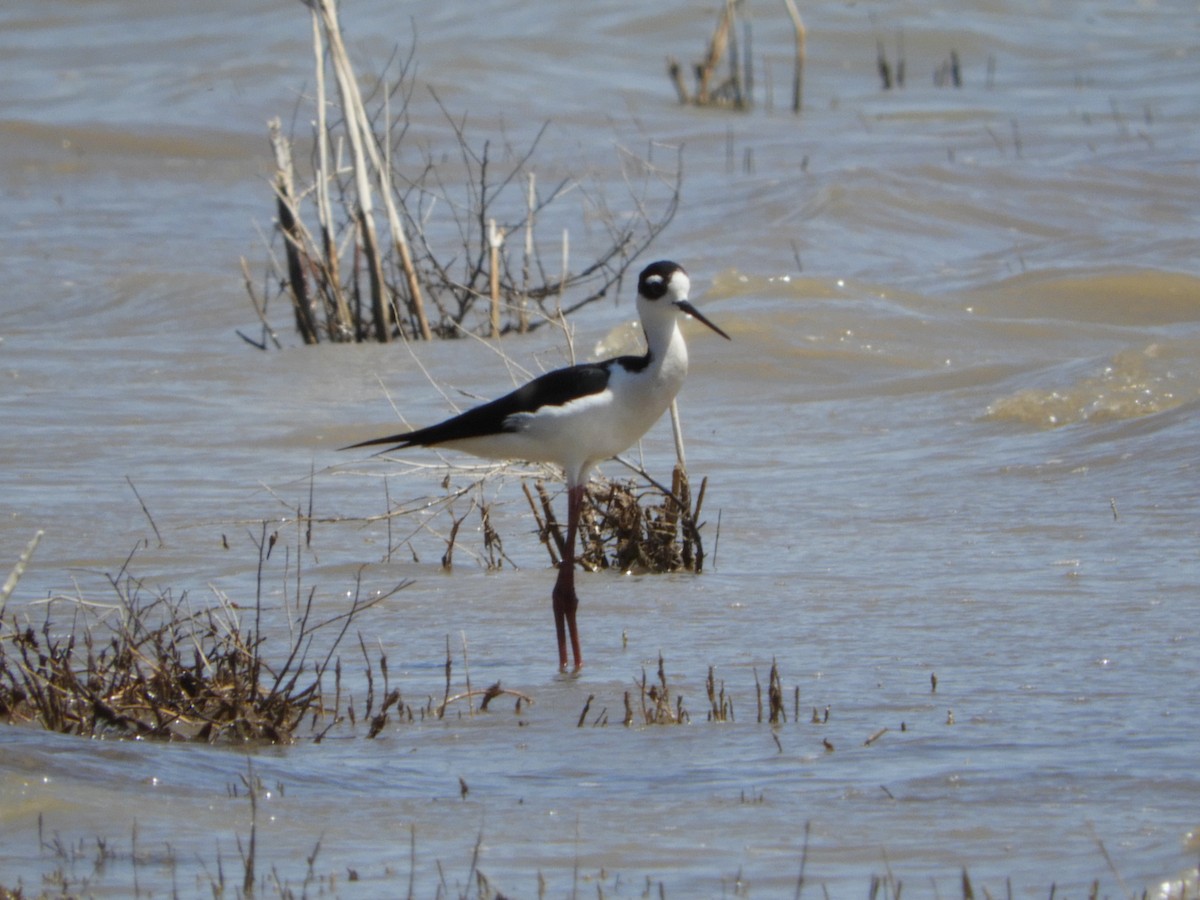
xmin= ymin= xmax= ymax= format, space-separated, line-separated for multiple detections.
xmin=575 ymin=657 xmax=814 ymax=735
xmin=523 ymin=464 xmax=711 ymax=576
xmin=668 ymin=0 xmax=806 ymax=113
xmin=243 ymin=0 xmax=680 ymax=347
xmin=574 ymin=653 xmax=688 ymax=728
xmin=0 ymin=530 xmax=405 ymax=743
xmin=340 ymin=458 xmax=715 ymax=581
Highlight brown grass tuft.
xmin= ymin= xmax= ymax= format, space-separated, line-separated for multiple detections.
xmin=0 ymin=527 xmax=405 ymax=743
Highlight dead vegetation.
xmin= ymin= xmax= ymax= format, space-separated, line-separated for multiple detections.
xmin=243 ymin=0 xmax=680 ymax=347
xmin=576 ymin=656 xmax=811 ymax=733
xmin=0 ymin=526 xmax=879 ymax=748
xmin=0 ymin=459 xmax=720 ymax=745
xmin=0 ymin=528 xmax=406 ymax=743
xmin=333 ymin=361 xmax=719 ymax=579
xmin=10 ymin=802 xmax=1158 ymax=900
xmin=327 ymin=458 xmax=715 ymax=578
xmin=522 ymin=464 xmax=711 ymax=577
xmin=0 ymin=523 xmax=546 ymax=743
xmin=577 ymin=653 xmax=691 ymax=728
xmin=668 ymin=0 xmax=806 ymax=113
xmin=874 ymin=30 xmax=966 ymax=90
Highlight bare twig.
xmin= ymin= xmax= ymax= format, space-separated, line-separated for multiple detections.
xmin=782 ymin=0 xmax=806 ymax=113
xmin=125 ymin=476 xmax=164 ymax=548
xmin=2 ymin=530 xmax=43 ymax=610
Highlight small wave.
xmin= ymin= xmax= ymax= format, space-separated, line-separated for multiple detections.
xmin=967 ymin=268 xmax=1200 ymax=327
xmin=985 ymin=342 xmax=1199 ymax=427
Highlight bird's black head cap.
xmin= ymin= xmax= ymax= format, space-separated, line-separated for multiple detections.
xmin=638 ymin=260 xmax=685 ymax=301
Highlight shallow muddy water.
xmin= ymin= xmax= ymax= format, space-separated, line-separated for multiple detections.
xmin=2 ymin=1 xmax=1200 ymax=896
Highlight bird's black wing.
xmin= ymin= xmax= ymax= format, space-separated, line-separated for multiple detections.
xmin=344 ymin=360 xmax=619 ymax=452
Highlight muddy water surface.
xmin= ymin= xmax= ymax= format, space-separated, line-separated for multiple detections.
xmin=2 ymin=1 xmax=1199 ymax=896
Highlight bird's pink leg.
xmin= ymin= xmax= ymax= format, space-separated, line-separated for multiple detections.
xmin=552 ymin=483 xmax=585 ymax=670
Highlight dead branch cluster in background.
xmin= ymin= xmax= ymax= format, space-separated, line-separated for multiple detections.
xmin=667 ymin=2 xmax=974 ymax=115
xmin=243 ymin=0 xmax=680 ymax=347
xmin=876 ymin=34 xmax=966 ymax=90
xmin=669 ymin=0 xmax=806 ymax=113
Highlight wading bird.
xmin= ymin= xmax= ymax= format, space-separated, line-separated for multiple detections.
xmin=345 ymin=260 xmax=729 ymax=669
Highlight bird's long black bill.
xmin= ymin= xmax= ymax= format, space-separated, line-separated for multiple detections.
xmin=676 ymin=300 xmax=732 ymax=340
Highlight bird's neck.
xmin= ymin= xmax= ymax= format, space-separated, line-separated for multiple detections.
xmin=642 ymin=318 xmax=688 ymax=383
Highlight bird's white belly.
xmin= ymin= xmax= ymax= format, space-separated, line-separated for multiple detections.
xmin=524 ymin=386 xmax=666 ymax=460
xmin=444 ymin=375 xmax=681 ymax=483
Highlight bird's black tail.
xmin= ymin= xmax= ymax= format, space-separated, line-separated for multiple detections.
xmin=339 ymin=432 xmax=414 ymax=453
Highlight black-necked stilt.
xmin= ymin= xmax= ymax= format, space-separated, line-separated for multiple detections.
xmin=346 ymin=260 xmax=730 ymax=669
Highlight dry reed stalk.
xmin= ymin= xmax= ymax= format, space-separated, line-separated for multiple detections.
xmin=877 ymin=40 xmax=892 ymax=90
xmin=665 ymin=465 xmax=685 ymax=553
xmin=667 ymin=57 xmax=690 ymax=104
xmin=519 ymin=173 xmax=534 ymax=333
xmin=531 ymin=481 xmax=565 ymax=562
xmin=431 ymin=644 xmax=532 ymax=719
xmin=768 ymin=659 xmax=785 ymax=724
xmin=310 ymin=10 xmax=350 ymax=338
xmin=438 ymin=635 xmax=453 ymax=718
xmin=488 ymin=218 xmax=503 ymax=337
xmin=864 ymin=727 xmax=889 ymax=746
xmin=460 ymin=631 xmax=472 ymax=714
xmin=876 ymin=33 xmax=906 ymax=90
xmin=239 ymin=761 xmax=258 ymax=894
xmin=521 ymin=481 xmax=557 ymax=566
xmin=587 ymin=460 xmax=711 ymax=574
xmin=557 ymin=229 xmax=569 ymax=322
xmin=238 ymin=256 xmax=282 ymax=349
xmin=310 ymin=0 xmax=391 ymax=341
xmin=270 ymin=117 xmax=319 ymax=344
xmin=705 ymin=664 xmax=733 ymax=722
xmin=576 ymin=694 xmax=593 ymax=727
xmin=670 ymin=0 xmax=753 ymax=109
xmin=1 ymin=530 xmax=42 ymax=609
xmin=782 ymin=0 xmax=806 ymax=113
xmin=632 ymin=654 xmax=687 ymax=726
xmin=699 ymin=1 xmax=734 ymax=104
xmin=441 ymin=503 xmax=471 ymax=570
xmin=478 ymin=501 xmax=511 ymax=570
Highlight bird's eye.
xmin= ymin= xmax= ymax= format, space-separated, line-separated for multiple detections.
xmin=641 ymin=275 xmax=667 ymax=300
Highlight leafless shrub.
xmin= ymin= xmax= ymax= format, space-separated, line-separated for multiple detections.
xmin=0 ymin=528 xmax=405 ymax=743
xmin=521 ymin=464 xmax=710 ymax=576
xmin=242 ymin=0 xmax=680 ymax=347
